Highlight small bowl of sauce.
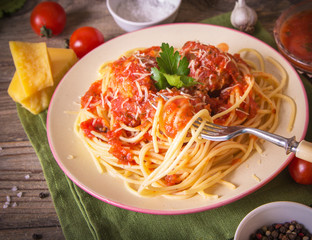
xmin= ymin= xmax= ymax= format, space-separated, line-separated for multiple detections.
xmin=274 ymin=0 xmax=312 ymax=75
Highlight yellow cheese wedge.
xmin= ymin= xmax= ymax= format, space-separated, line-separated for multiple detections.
xmin=8 ymin=72 xmax=22 ymax=102
xmin=8 ymin=47 xmax=78 ymax=114
xmin=19 ymin=87 xmax=55 ymax=115
xmin=9 ymin=41 xmax=54 ymax=96
xmin=47 ymin=48 xmax=78 ymax=86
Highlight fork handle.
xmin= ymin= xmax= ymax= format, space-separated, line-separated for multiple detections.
xmin=244 ymin=128 xmax=312 ymax=163
xmin=295 ymin=140 xmax=312 ymax=163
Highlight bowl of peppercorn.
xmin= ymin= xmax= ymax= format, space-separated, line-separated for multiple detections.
xmin=234 ymin=201 xmax=312 ymax=240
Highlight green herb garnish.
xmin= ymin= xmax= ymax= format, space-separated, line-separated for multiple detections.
xmin=151 ymin=43 xmax=198 ymax=90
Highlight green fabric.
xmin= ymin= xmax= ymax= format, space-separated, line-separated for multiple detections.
xmin=16 ymin=12 xmax=312 ymax=240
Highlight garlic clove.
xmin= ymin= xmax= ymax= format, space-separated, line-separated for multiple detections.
xmin=231 ymin=0 xmax=257 ymax=33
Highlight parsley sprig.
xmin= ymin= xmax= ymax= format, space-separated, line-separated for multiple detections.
xmin=151 ymin=43 xmax=198 ymax=90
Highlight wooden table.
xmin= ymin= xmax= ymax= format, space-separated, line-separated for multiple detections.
xmin=0 ymin=0 xmax=303 ymax=239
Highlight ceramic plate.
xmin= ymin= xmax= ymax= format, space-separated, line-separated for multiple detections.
xmin=47 ymin=23 xmax=309 ymax=215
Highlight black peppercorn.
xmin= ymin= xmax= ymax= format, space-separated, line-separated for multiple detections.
xmin=271 ymin=230 xmax=279 ymax=238
xmin=39 ymin=192 xmax=49 ymax=198
xmin=32 ymin=233 xmax=42 ymax=240
xmin=249 ymin=221 xmax=312 ymax=240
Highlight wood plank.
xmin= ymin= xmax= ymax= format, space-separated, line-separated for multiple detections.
xmin=0 ymin=226 xmax=65 ymax=240
xmin=0 ymin=0 xmax=297 ymax=238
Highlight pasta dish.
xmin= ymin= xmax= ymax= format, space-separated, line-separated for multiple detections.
xmin=74 ymin=41 xmax=294 ymax=199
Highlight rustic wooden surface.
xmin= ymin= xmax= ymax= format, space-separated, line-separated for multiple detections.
xmin=0 ymin=0 xmax=303 ymax=239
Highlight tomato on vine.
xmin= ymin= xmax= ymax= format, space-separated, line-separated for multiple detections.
xmin=69 ymin=26 xmax=105 ymax=58
xmin=30 ymin=1 xmax=66 ymax=37
xmin=288 ymin=157 xmax=312 ymax=185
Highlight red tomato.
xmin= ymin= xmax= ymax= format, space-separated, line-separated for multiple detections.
xmin=288 ymin=157 xmax=312 ymax=185
xmin=30 ymin=1 xmax=66 ymax=37
xmin=69 ymin=26 xmax=105 ymax=58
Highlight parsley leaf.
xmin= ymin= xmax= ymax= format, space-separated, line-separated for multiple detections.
xmin=151 ymin=67 xmax=170 ymax=90
xmin=162 ymin=73 xmax=198 ymax=89
xmin=151 ymin=43 xmax=198 ymax=90
xmin=177 ymin=56 xmax=190 ymax=76
xmin=163 ymin=73 xmax=184 ymax=89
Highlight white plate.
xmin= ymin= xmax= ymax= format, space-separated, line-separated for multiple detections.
xmin=47 ymin=23 xmax=309 ymax=215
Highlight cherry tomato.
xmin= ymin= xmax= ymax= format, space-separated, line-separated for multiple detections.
xmin=288 ymin=157 xmax=312 ymax=185
xmin=30 ymin=1 xmax=66 ymax=37
xmin=69 ymin=26 xmax=105 ymax=58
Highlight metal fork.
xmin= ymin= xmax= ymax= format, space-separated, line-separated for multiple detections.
xmin=193 ymin=119 xmax=312 ymax=162
xmin=155 ymin=93 xmax=312 ymax=162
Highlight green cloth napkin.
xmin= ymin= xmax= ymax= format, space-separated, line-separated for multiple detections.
xmin=17 ymin=12 xmax=312 ymax=240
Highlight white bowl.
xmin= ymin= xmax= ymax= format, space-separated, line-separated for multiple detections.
xmin=234 ymin=201 xmax=312 ymax=240
xmin=106 ymin=0 xmax=181 ymax=32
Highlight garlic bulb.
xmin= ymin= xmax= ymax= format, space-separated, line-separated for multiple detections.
xmin=230 ymin=0 xmax=257 ymax=33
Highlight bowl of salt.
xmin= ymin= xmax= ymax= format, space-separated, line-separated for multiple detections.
xmin=107 ymin=0 xmax=181 ymax=32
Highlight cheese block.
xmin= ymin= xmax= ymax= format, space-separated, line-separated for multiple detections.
xmin=19 ymin=87 xmax=55 ymax=115
xmin=8 ymin=72 xmax=23 ymax=102
xmin=8 ymin=47 xmax=78 ymax=114
xmin=47 ymin=48 xmax=78 ymax=86
xmin=9 ymin=41 xmax=54 ymax=96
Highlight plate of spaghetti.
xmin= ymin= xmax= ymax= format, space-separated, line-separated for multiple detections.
xmin=47 ymin=23 xmax=308 ymax=214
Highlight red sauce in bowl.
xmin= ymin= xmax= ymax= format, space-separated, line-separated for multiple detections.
xmin=280 ymin=9 xmax=312 ymax=62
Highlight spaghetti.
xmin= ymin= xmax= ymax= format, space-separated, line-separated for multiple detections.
xmin=74 ymin=41 xmax=294 ymax=199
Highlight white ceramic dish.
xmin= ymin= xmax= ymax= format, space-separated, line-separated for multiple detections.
xmin=234 ymin=201 xmax=312 ymax=240
xmin=47 ymin=23 xmax=309 ymax=215
xmin=106 ymin=0 xmax=181 ymax=32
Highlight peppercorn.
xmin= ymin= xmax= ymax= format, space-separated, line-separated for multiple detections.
xmin=280 ymin=226 xmax=287 ymax=234
xmin=249 ymin=221 xmax=312 ymax=240
xmin=39 ymin=192 xmax=49 ymax=198
xmin=32 ymin=233 xmax=42 ymax=239
xmin=271 ymin=230 xmax=279 ymax=238
xmin=289 ymin=225 xmax=295 ymax=231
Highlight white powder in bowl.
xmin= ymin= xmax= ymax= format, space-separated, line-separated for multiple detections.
xmin=116 ymin=0 xmax=179 ymax=23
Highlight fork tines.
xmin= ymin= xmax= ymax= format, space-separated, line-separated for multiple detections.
xmin=193 ymin=118 xmax=226 ymax=133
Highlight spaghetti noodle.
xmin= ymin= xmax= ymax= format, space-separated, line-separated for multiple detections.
xmin=74 ymin=41 xmax=294 ymax=199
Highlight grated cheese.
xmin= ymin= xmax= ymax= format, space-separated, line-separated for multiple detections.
xmin=236 ymin=108 xmax=249 ymax=115
xmin=142 ymin=86 xmax=149 ymax=102
xmin=252 ymin=174 xmax=261 ymax=182
xmin=105 ymin=95 xmax=111 ymax=108
xmin=88 ymin=100 xmax=102 ymax=108
xmin=123 ymin=62 xmax=132 ymax=73
xmin=84 ymin=96 xmax=93 ymax=110
xmin=101 ymin=93 xmax=105 ymax=109
xmin=132 ymin=72 xmax=151 ymax=81
xmin=121 ymin=99 xmax=129 ymax=109
xmin=134 ymin=80 xmax=143 ymax=98
xmin=113 ymin=88 xmax=119 ymax=100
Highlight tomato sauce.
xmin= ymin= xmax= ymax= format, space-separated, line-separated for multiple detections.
xmin=165 ymin=174 xmax=181 ymax=186
xmin=80 ymin=118 xmax=107 ymax=139
xmin=180 ymin=41 xmax=243 ymax=92
xmin=280 ymin=9 xmax=312 ymax=62
xmin=105 ymin=46 xmax=160 ymax=127
xmin=81 ymin=80 xmax=102 ymax=114
xmin=80 ymin=47 xmax=162 ymax=164
xmin=79 ymin=41 xmax=258 ymax=165
xmin=162 ymin=97 xmax=194 ymax=138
